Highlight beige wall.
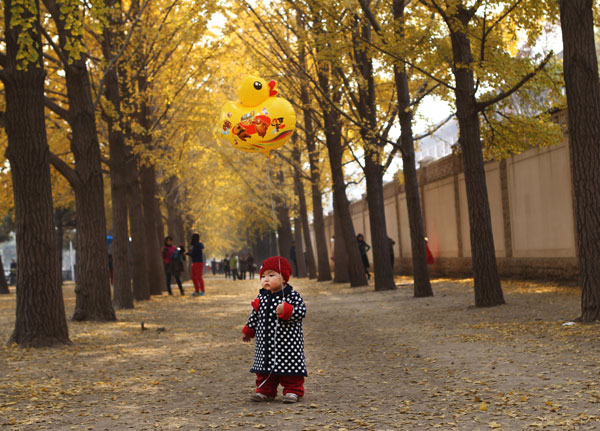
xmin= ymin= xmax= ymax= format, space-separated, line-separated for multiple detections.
xmin=508 ymin=143 xmax=575 ymax=258
xmin=424 ymin=177 xmax=459 ymax=258
xmin=312 ymin=112 xmax=577 ymax=279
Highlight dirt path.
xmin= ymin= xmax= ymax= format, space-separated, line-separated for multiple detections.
xmin=1 ymin=276 xmax=599 ymax=430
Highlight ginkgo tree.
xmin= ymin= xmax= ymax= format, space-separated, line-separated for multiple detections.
xmin=0 ymin=0 xmax=70 ymax=346
xmin=416 ymin=0 xmax=560 ymax=307
xmin=558 ymin=0 xmax=600 ymax=322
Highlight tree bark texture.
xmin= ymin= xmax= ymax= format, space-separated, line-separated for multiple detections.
xmin=164 ymin=177 xmax=185 ymax=244
xmin=299 ymin=83 xmax=330 ymax=281
xmin=333 ymin=207 xmax=350 ymax=283
xmin=293 ymin=218 xmax=308 ymax=278
xmin=393 ymin=0 xmax=433 ymax=297
xmin=102 ymin=0 xmax=133 ymax=309
xmin=295 ymin=171 xmax=317 ymax=279
xmin=316 ymin=67 xmax=367 ymax=287
xmin=275 ymin=171 xmax=294 ymax=261
xmin=42 ymin=0 xmax=116 ymax=321
xmin=364 ymin=156 xmax=397 ymax=290
xmin=126 ymin=157 xmax=151 ymax=301
xmin=2 ymin=0 xmax=70 ymax=346
xmin=54 ymin=209 xmax=65 ymax=274
xmin=450 ymin=22 xmax=504 ymax=307
xmin=353 ymin=12 xmax=396 ymax=291
xmin=559 ymin=0 xmax=600 ymax=322
xmin=140 ymin=164 xmax=167 ymax=295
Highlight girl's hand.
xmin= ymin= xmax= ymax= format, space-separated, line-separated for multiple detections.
xmin=276 ymin=303 xmax=284 ymax=315
xmin=242 ymin=335 xmax=251 ymax=342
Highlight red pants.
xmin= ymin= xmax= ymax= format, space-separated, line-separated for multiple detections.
xmin=255 ymin=373 xmax=305 ymax=397
xmin=191 ymin=262 xmax=205 ymax=292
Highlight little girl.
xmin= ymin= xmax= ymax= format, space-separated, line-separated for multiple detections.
xmin=242 ymin=256 xmax=307 ymax=403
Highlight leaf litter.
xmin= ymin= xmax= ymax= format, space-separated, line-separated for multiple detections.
xmin=0 ymin=276 xmax=599 ymax=430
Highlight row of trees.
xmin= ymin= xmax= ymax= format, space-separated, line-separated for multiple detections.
xmin=0 ymin=0 xmax=599 ymax=347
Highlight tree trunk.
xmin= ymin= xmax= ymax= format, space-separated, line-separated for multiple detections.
xmin=317 ymin=68 xmax=367 ymax=287
xmin=559 ymin=0 xmax=600 ymax=322
xmin=140 ymin=164 xmax=167 ymax=295
xmin=293 ymin=218 xmax=308 ymax=278
xmin=102 ymin=0 xmax=133 ymax=309
xmin=291 ymin=139 xmax=316 ymax=278
xmin=393 ymin=0 xmax=433 ymax=297
xmin=72 ymin=185 xmax=116 ymax=320
xmin=450 ymin=24 xmax=504 ymax=307
xmin=299 ymin=86 xmax=330 ymax=281
xmin=43 ymin=0 xmax=115 ymax=323
xmin=155 ymin=189 xmax=165 ymax=251
xmin=55 ymin=209 xmax=65 ymax=274
xmin=333 ymin=206 xmax=350 ymax=283
xmin=296 ymin=12 xmax=331 ymax=281
xmin=2 ymin=0 xmax=70 ymax=346
xmin=364 ymin=155 xmax=397 ymax=290
xmin=294 ymin=166 xmax=317 ymax=279
xmin=352 ymin=11 xmax=396 ymax=291
xmin=275 ymin=176 xmax=294 ymax=261
xmin=164 ymin=177 xmax=184 ymax=244
xmin=0 ymin=254 xmax=9 ymax=294
xmin=126 ymin=157 xmax=151 ymax=301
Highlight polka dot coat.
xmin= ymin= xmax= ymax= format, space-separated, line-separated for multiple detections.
xmin=245 ymin=284 xmax=307 ymax=377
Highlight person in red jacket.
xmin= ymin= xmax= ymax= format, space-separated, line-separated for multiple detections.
xmin=425 ymin=237 xmax=435 ymax=265
xmin=242 ymin=256 xmax=307 ymax=403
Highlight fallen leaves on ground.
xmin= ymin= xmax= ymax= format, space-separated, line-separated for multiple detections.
xmin=0 ymin=276 xmax=599 ymax=430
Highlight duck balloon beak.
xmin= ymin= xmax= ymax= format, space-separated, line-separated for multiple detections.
xmin=268 ymin=80 xmax=278 ymax=97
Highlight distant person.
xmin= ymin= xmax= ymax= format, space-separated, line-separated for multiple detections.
xmin=230 ymin=254 xmax=239 ymax=280
xmin=9 ymin=259 xmax=16 ymax=285
xmin=242 ymin=256 xmax=307 ymax=403
xmin=425 ymin=237 xmax=435 ymax=265
xmin=388 ymin=237 xmax=396 ymax=267
xmin=240 ymin=254 xmax=248 ymax=280
xmin=186 ymin=234 xmax=205 ymax=296
xmin=356 ymin=233 xmax=371 ymax=280
xmin=161 ymin=236 xmax=184 ymax=295
xmin=247 ymin=254 xmax=256 ymax=279
xmin=211 ymin=258 xmax=217 ymax=276
xmin=223 ymin=254 xmax=231 ymax=279
xmin=290 ymin=241 xmax=298 ymax=276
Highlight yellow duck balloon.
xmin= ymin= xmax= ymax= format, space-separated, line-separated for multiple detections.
xmin=220 ymin=76 xmax=296 ymax=157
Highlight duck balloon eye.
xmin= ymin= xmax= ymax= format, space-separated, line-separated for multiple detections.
xmin=254 ymin=81 xmax=263 ymax=90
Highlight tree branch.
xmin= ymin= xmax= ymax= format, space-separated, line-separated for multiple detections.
xmin=49 ymin=152 xmax=80 ymax=189
xmin=476 ymin=52 xmax=553 ymax=111
xmin=44 ymin=96 xmax=70 ymax=121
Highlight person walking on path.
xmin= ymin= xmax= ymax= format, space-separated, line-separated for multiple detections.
xmin=230 ymin=254 xmax=239 ymax=280
xmin=242 ymin=256 xmax=307 ymax=403
xmin=247 ymin=254 xmax=256 ymax=279
xmin=9 ymin=259 xmax=17 ymax=285
xmin=223 ymin=255 xmax=231 ymax=279
xmin=161 ymin=236 xmax=185 ymax=295
xmin=186 ymin=233 xmax=205 ymax=296
xmin=240 ymin=254 xmax=248 ymax=280
xmin=356 ymin=233 xmax=371 ymax=280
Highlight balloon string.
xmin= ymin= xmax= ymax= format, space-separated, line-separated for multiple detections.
xmin=266 ymin=162 xmax=280 ymax=256
xmin=257 ymin=163 xmax=284 ymax=390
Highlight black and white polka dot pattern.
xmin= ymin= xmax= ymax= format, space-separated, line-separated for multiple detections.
xmin=245 ymin=284 xmax=307 ymax=377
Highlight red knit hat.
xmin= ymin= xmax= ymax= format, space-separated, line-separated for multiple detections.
xmin=259 ymin=256 xmax=292 ymax=282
